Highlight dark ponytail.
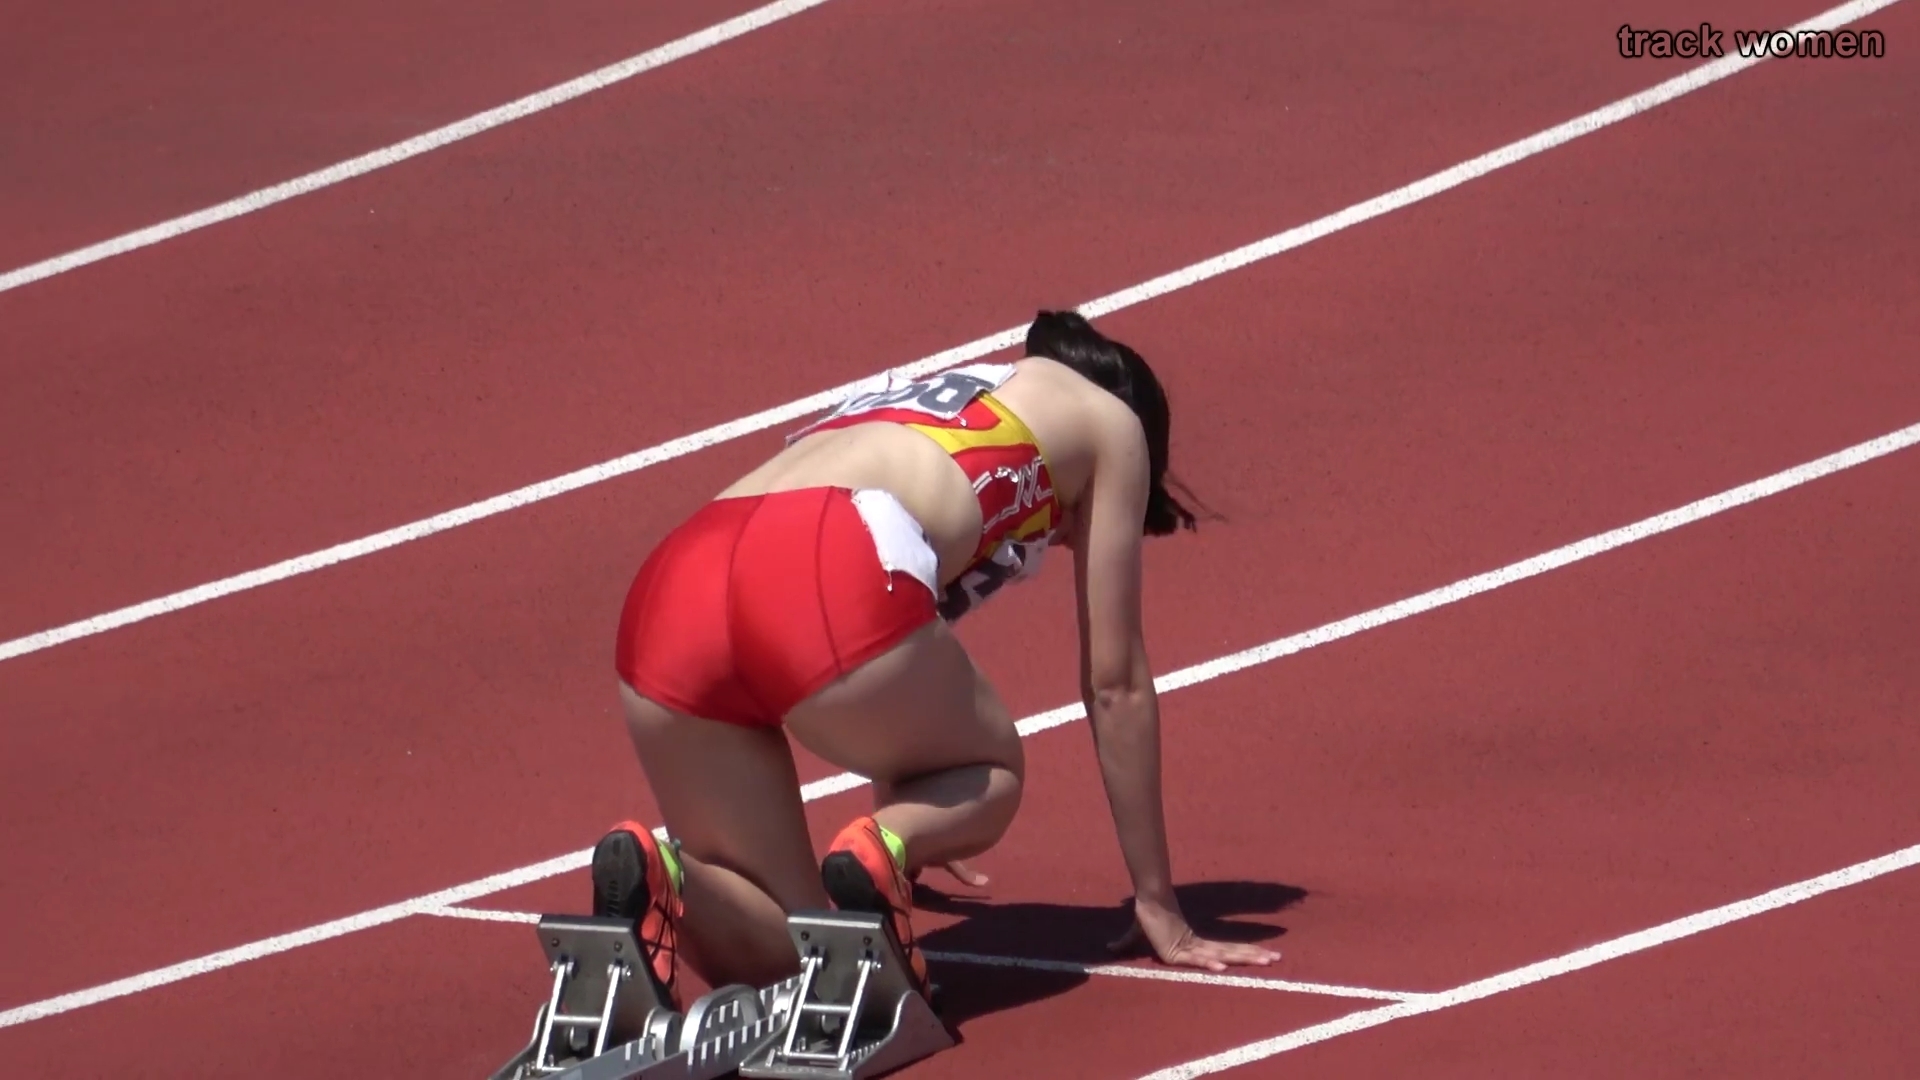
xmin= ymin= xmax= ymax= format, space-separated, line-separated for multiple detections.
xmin=1024 ymin=310 xmax=1197 ymax=536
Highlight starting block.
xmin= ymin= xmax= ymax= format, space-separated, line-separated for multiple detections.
xmin=489 ymin=915 xmax=782 ymax=1080
xmin=490 ymin=910 xmax=952 ymax=1080
xmin=738 ymin=910 xmax=954 ymax=1080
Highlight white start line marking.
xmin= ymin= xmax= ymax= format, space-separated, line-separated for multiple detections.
xmin=414 ymin=906 xmax=1419 ymax=1001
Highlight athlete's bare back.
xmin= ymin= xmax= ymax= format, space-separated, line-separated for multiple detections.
xmin=717 ymin=356 xmax=1128 ymax=585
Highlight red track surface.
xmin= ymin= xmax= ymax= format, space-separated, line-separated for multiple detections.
xmin=3 ymin=0 xmax=1917 ymax=1077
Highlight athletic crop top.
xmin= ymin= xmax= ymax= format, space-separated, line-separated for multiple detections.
xmin=788 ymin=363 xmax=1059 ymax=621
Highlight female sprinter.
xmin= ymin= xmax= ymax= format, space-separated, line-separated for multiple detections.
xmin=593 ymin=310 xmax=1279 ymax=1007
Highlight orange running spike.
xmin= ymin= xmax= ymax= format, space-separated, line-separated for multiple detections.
xmin=819 ymin=816 xmax=929 ymax=993
xmin=591 ymin=821 xmax=684 ymax=1011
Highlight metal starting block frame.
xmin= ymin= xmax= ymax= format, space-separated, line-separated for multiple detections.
xmin=490 ymin=915 xmax=782 ymax=1080
xmin=737 ymin=910 xmax=955 ymax=1080
xmin=490 ymin=911 xmax=952 ymax=1080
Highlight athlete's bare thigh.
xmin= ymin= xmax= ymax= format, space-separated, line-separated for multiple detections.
xmin=784 ymin=618 xmax=1025 ymax=793
xmin=618 ymin=683 xmax=828 ymax=913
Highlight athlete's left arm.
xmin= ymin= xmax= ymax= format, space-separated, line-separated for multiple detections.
xmin=1073 ymin=405 xmax=1280 ymax=973
xmin=1071 ymin=415 xmax=1177 ymax=919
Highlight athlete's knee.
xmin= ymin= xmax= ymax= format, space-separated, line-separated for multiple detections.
xmin=996 ymin=769 xmax=1023 ymax=826
xmin=987 ymin=714 xmax=1026 ymax=780
xmin=956 ymin=764 xmax=1023 ymax=860
xmin=962 ymin=726 xmax=1025 ymax=833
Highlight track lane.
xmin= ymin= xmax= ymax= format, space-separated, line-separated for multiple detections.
xmin=0 ymin=901 xmax=1366 ymax=1080
xmin=0 ymin=0 xmax=781 ymax=270
xmin=1151 ymin=447 xmax=1920 ymax=998
xmin=0 ymin=0 xmax=1837 ymax=641
xmin=1212 ymin=869 xmax=1920 ymax=1078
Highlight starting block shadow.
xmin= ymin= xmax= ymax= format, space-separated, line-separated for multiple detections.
xmin=913 ymin=878 xmax=1303 ymax=1025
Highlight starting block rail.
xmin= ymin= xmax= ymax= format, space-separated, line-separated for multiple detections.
xmin=491 ymin=910 xmax=952 ymax=1080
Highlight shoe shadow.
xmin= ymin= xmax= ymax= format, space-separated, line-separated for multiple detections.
xmin=913 ymin=879 xmax=1305 ymax=1029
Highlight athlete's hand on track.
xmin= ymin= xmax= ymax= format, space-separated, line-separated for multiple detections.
xmin=908 ymin=859 xmax=991 ymax=889
xmin=1108 ymin=900 xmax=1281 ymax=972
xmin=931 ymin=859 xmax=990 ymax=888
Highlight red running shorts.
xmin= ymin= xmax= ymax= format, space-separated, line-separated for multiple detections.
xmin=614 ymin=486 xmax=938 ymax=727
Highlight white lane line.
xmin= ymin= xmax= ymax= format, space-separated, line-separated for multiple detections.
xmin=398 ymin=910 xmax=1419 ymax=999
xmin=418 ymin=905 xmax=542 ymax=924
xmin=0 ymin=0 xmax=837 ymax=296
xmin=1085 ymin=0 xmax=1903 ymax=322
xmin=4 ymin=415 xmax=1916 ymax=1030
xmin=0 ymin=850 xmax=588 ymax=1028
xmin=925 ymin=952 xmax=1420 ymax=1002
xmin=0 ymin=0 xmax=1887 ymax=666
xmin=1133 ymin=841 xmax=1920 ymax=1079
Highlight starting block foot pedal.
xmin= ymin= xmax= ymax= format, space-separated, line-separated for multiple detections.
xmin=491 ymin=915 xmax=674 ymax=1080
xmin=738 ymin=910 xmax=955 ymax=1080
xmin=492 ymin=915 xmax=792 ymax=1080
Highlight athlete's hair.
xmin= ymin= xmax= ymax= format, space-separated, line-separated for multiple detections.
xmin=1024 ymin=310 xmax=1197 ymax=536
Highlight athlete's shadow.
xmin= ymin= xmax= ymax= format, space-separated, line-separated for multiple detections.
xmin=913 ymin=879 xmax=1303 ymax=1028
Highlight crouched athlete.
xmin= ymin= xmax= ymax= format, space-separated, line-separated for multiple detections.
xmin=593 ymin=310 xmax=1280 ymax=1007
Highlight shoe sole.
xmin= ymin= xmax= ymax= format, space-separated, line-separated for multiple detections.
xmin=592 ymin=828 xmax=650 ymax=920
xmin=821 ymin=851 xmax=938 ymax=1004
xmin=820 ymin=850 xmax=891 ymax=915
xmin=592 ymin=827 xmax=686 ymax=1010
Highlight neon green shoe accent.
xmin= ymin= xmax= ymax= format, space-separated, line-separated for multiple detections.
xmin=875 ymin=823 xmax=908 ymax=871
xmin=658 ymin=835 xmax=686 ymax=897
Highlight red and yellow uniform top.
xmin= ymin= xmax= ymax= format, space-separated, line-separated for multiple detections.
xmin=788 ymin=363 xmax=1059 ymax=620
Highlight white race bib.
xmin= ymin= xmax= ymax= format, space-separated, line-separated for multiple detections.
xmin=790 ymin=363 xmax=1017 ymax=442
